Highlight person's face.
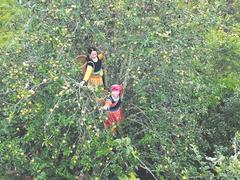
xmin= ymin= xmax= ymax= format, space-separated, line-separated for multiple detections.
xmin=90 ymin=51 xmax=97 ymax=59
xmin=112 ymin=90 xmax=120 ymax=98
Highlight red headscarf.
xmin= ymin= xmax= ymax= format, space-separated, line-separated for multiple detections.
xmin=111 ymin=84 xmax=123 ymax=97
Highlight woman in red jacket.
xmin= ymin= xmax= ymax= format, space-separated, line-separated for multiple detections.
xmin=100 ymin=84 xmax=124 ymax=129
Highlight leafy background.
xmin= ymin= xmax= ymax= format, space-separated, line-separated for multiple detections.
xmin=0 ymin=0 xmax=240 ymax=179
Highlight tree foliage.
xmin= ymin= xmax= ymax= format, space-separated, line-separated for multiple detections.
xmin=0 ymin=0 xmax=240 ymax=179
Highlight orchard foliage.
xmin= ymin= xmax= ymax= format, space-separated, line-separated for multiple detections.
xmin=0 ymin=0 xmax=240 ymax=179
xmin=0 ymin=0 xmax=26 ymax=48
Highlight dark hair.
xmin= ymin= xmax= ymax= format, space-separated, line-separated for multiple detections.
xmin=87 ymin=47 xmax=97 ymax=54
xmin=86 ymin=47 xmax=97 ymax=61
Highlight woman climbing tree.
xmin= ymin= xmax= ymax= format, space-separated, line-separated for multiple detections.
xmin=100 ymin=84 xmax=124 ymax=132
xmin=79 ymin=47 xmax=106 ymax=88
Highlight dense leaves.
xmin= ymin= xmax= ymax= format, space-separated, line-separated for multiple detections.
xmin=0 ymin=0 xmax=240 ymax=179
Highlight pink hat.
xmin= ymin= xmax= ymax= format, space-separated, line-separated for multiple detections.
xmin=111 ymin=84 xmax=123 ymax=97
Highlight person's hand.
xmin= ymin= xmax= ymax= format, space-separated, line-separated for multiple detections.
xmin=78 ymin=80 xmax=86 ymax=87
xmin=99 ymin=106 xmax=108 ymax=111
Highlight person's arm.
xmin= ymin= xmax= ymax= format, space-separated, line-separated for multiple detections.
xmin=98 ymin=50 xmax=109 ymax=60
xmin=98 ymin=52 xmax=104 ymax=60
xmin=101 ymin=99 xmax=112 ymax=110
xmin=83 ymin=65 xmax=93 ymax=82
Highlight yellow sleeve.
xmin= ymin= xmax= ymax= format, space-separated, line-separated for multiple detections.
xmin=83 ymin=65 xmax=93 ymax=82
xmin=98 ymin=53 xmax=104 ymax=60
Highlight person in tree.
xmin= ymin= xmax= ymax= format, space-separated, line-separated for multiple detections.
xmin=79 ymin=47 xmax=106 ymax=88
xmin=100 ymin=84 xmax=124 ymax=130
